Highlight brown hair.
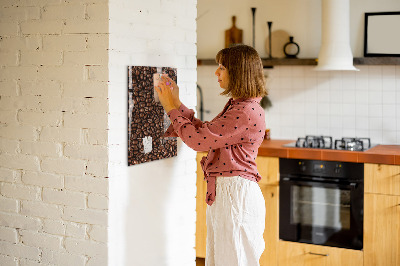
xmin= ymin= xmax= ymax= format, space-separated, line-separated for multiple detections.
xmin=215 ymin=45 xmax=267 ymax=99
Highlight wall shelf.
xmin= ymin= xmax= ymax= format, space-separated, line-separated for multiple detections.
xmin=197 ymin=57 xmax=400 ymax=68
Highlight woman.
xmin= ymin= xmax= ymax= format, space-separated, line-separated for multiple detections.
xmin=156 ymin=45 xmax=267 ymax=266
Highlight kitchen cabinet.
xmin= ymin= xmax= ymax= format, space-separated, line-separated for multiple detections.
xmin=256 ymin=156 xmax=279 ymax=266
xmin=196 ymin=151 xmax=208 ymax=258
xmin=195 ymin=154 xmax=280 ymax=265
xmin=278 ymin=241 xmax=363 ymax=266
xmin=364 ymin=163 xmax=400 ymax=266
xmin=364 ymin=163 xmax=400 ymax=196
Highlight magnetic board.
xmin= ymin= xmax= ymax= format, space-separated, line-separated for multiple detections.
xmin=128 ymin=66 xmax=177 ymax=166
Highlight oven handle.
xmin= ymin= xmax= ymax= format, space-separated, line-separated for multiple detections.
xmin=281 ymin=177 xmax=358 ymax=188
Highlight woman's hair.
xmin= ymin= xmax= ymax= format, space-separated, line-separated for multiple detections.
xmin=215 ymin=45 xmax=267 ymax=99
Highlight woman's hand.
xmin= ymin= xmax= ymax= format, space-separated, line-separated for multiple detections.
xmin=161 ymin=76 xmax=181 ymax=109
xmin=155 ymin=78 xmax=176 ymax=114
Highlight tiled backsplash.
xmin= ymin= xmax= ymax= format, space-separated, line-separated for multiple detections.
xmin=197 ymin=65 xmax=400 ymax=145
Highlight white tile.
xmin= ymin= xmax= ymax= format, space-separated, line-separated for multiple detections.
xmin=330 ymin=88 xmax=343 ymax=103
xmin=293 ymin=127 xmax=306 ymax=137
xmin=368 ymin=104 xmax=383 ymax=118
xmin=305 ymin=115 xmax=317 ymax=129
xmin=342 ymin=116 xmax=356 ymax=129
xmin=293 ymin=92 xmax=305 ymax=103
xmin=368 ymin=91 xmax=382 ymax=104
xmin=382 ymin=104 xmax=396 ymax=118
xmin=382 ymin=131 xmax=397 ymax=144
xmin=342 ymin=90 xmax=355 ymax=104
xmin=317 ymin=115 xmax=330 ymax=128
xmin=329 ymin=75 xmax=343 ymax=90
xmin=293 ymin=114 xmax=305 ymax=127
xmin=355 ymin=67 xmax=369 ymax=90
xmin=382 ymin=91 xmax=396 ymax=104
xmin=317 ymin=127 xmax=330 ymax=136
xmin=330 ymin=116 xmax=342 ymax=128
xmin=382 ymin=66 xmax=396 ymax=77
xmin=317 ymin=89 xmax=330 ymax=103
xmin=292 ymin=102 xmax=305 ymax=114
xmin=355 ymin=129 xmax=369 ymax=139
xmin=369 ymin=117 xmax=383 ymax=130
xmin=280 ymin=114 xmax=293 ymax=127
xmin=342 ymin=103 xmax=355 ymax=116
xmin=305 ymin=77 xmax=317 ymax=88
xmin=317 ymin=102 xmax=330 ymax=115
xmin=330 ymin=128 xmax=343 ymax=138
xmin=382 ymin=77 xmax=396 ymax=91
xmin=292 ymin=77 xmax=305 ymax=90
xmin=280 ymin=126 xmax=294 ymax=138
xmin=397 ymin=131 xmax=400 ymax=145
xmin=355 ymin=104 xmax=369 ymax=117
xmin=368 ymin=76 xmax=383 ymax=91
xmin=304 ymin=88 xmax=318 ymax=103
xmin=396 ymin=66 xmax=400 ymax=79
xmin=355 ymin=90 xmax=368 ymax=104
xmin=369 ymin=130 xmax=383 ymax=144
xmin=279 ymin=66 xmax=293 ymax=77
xmin=342 ymin=128 xmax=356 ymax=137
xmin=330 ymin=103 xmax=342 ymax=116
xmin=280 ymin=77 xmax=292 ymax=89
xmin=304 ymin=102 xmax=318 ymax=115
xmin=355 ymin=117 xmax=369 ymax=130
xmin=292 ymin=67 xmax=306 ymax=77
xmin=383 ymin=117 xmax=397 ymax=131
xmin=317 ymin=77 xmax=330 ymax=90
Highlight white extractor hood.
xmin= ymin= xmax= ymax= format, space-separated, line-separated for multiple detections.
xmin=314 ymin=0 xmax=359 ymax=71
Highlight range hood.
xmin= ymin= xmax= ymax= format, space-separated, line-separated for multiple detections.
xmin=314 ymin=0 xmax=359 ymax=71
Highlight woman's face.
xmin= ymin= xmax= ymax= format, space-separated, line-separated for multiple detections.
xmin=215 ymin=64 xmax=229 ymax=89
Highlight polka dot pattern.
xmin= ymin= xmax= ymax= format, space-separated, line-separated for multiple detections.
xmin=165 ymin=97 xmax=266 ymax=206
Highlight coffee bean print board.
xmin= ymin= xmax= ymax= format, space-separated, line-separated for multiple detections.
xmin=128 ymin=66 xmax=177 ymax=166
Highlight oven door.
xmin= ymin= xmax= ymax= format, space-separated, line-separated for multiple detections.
xmin=279 ymin=177 xmax=363 ymax=250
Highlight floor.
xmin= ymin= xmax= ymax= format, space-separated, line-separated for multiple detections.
xmin=196 ymin=257 xmax=205 ymax=266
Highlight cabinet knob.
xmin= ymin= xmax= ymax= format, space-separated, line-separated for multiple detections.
xmin=308 ymin=252 xmax=329 ymax=257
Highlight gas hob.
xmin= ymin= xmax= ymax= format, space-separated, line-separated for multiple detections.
xmin=283 ymin=135 xmax=376 ymax=152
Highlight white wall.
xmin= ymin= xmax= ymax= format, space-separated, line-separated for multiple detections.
xmin=197 ymin=0 xmax=400 ymax=145
xmin=198 ymin=0 xmax=400 ymax=58
xmin=108 ymin=0 xmax=198 ymax=265
xmin=0 ymin=1 xmax=109 ymax=265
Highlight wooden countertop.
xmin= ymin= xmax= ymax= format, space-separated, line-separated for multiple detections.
xmin=258 ymin=139 xmax=400 ymax=165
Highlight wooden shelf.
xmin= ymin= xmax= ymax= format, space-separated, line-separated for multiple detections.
xmin=353 ymin=57 xmax=400 ymax=65
xmin=197 ymin=57 xmax=400 ymax=68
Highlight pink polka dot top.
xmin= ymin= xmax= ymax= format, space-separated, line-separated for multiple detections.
xmin=165 ymin=97 xmax=266 ymax=206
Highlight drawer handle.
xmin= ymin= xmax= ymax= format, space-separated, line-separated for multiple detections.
xmin=309 ymin=252 xmax=329 ymax=257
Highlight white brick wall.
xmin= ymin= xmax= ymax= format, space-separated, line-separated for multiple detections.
xmin=0 ymin=1 xmax=109 ymax=265
xmin=108 ymin=0 xmax=197 ymax=265
xmin=1 ymin=0 xmax=198 ymax=265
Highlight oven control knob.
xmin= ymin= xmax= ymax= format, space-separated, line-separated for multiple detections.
xmin=334 ymin=167 xmax=341 ymax=174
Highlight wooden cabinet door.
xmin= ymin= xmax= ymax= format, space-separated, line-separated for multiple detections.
xmin=364 ymin=193 xmax=400 ymax=266
xmin=196 ymin=152 xmax=208 ymax=258
xmin=256 ymin=156 xmax=279 ymax=186
xmin=365 ymin=164 xmax=400 ymax=196
xmin=259 ymin=185 xmax=279 ymax=266
xmin=278 ymin=241 xmax=363 ymax=266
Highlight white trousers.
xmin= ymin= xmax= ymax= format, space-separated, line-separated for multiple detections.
xmin=205 ymin=176 xmax=266 ymax=266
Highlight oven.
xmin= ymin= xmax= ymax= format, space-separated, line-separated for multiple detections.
xmin=279 ymin=158 xmax=364 ymax=250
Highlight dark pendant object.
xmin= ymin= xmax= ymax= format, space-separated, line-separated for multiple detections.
xmin=267 ymin=21 xmax=273 ymax=59
xmin=251 ymin=7 xmax=256 ymax=48
xmin=283 ymin=36 xmax=300 ymax=58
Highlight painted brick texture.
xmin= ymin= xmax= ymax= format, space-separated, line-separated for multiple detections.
xmin=108 ymin=0 xmax=198 ymax=265
xmin=0 ymin=1 xmax=109 ymax=265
